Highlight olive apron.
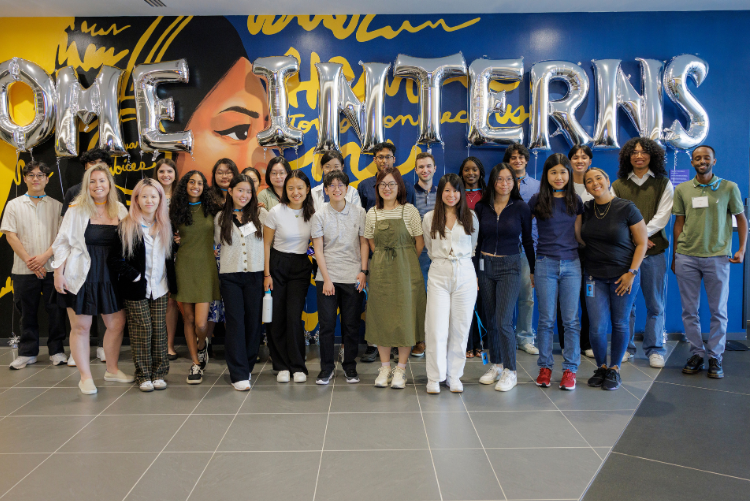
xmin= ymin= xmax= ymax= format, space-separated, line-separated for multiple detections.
xmin=366 ymin=206 xmax=426 ymax=347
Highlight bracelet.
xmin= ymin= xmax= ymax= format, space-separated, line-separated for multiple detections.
xmin=264 ymin=274 xmax=271 ymax=277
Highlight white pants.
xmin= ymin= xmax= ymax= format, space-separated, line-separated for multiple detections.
xmin=425 ymin=258 xmax=478 ymax=382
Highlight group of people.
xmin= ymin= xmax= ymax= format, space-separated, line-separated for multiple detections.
xmin=2 ymin=139 xmax=745 ymax=396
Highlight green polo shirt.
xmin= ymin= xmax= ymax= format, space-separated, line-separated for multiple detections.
xmin=672 ymin=175 xmax=743 ymax=257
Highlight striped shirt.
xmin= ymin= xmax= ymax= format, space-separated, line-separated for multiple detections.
xmin=1 ymin=195 xmax=63 ymax=274
xmin=364 ymin=204 xmax=423 ymax=239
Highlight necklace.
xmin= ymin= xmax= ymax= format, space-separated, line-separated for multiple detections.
xmin=95 ymin=201 xmax=106 ymax=205
xmin=594 ymin=199 xmax=613 ymax=219
xmin=233 ymin=209 xmax=243 ymax=212
xmin=24 ymin=193 xmax=46 ymax=199
xmin=466 ymin=188 xmax=482 ymax=192
xmin=189 ymin=201 xmax=201 ymax=206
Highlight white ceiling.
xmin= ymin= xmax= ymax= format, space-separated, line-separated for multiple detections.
xmin=0 ymin=0 xmax=747 ymax=17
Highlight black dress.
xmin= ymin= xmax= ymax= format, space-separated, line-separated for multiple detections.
xmin=58 ymin=223 xmax=122 ymax=315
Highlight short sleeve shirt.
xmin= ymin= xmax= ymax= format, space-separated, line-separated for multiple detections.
xmin=311 ymin=202 xmax=366 ymax=283
xmin=581 ymin=197 xmax=643 ymax=279
xmin=0 ymin=195 xmax=63 ymax=274
xmin=672 ymin=175 xmax=744 ymax=257
xmin=264 ymin=204 xmax=312 ymax=254
xmin=364 ymin=204 xmax=423 ymax=239
xmin=529 ymin=194 xmax=583 ymax=261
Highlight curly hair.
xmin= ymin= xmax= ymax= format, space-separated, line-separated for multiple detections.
xmin=79 ymin=147 xmax=112 ymax=167
xmin=618 ymin=138 xmax=666 ymax=179
xmin=169 ymin=170 xmax=216 ymax=227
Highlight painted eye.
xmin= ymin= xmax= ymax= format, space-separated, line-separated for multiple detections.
xmin=215 ymin=124 xmax=250 ymax=141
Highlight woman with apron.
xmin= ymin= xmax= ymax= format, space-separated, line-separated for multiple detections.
xmin=364 ymin=168 xmax=426 ymax=389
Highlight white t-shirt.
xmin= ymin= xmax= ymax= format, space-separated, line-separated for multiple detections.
xmin=574 ymin=182 xmax=594 ymax=203
xmin=264 ymin=203 xmax=313 ymax=254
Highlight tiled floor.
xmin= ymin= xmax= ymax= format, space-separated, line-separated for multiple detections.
xmin=0 ymin=342 xmax=676 ymax=501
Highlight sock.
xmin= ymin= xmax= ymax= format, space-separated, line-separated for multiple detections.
xmin=381 ymin=362 xmax=390 ymax=368
xmin=397 ymin=363 xmax=407 ymax=369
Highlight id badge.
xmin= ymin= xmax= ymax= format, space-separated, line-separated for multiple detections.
xmin=692 ymin=196 xmax=709 ymax=208
xmin=586 ymin=277 xmax=595 ymax=298
xmin=481 ymin=351 xmax=489 ymax=365
xmin=479 ymin=258 xmax=485 ymax=271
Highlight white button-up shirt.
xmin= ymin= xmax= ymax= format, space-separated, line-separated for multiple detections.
xmin=142 ymin=231 xmax=169 ymax=299
xmin=1 ymin=195 xmax=63 ymax=275
xmin=610 ymin=169 xmax=675 ymax=237
xmin=422 ymin=210 xmax=479 ymax=262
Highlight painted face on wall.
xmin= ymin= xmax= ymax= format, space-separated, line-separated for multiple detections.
xmin=176 ymin=58 xmax=272 ymax=188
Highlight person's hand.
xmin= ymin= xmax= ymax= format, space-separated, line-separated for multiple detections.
xmin=26 ymin=255 xmax=45 ymax=271
xmin=647 ymin=239 xmax=656 ymax=249
xmin=477 ymin=277 xmax=479 ymax=291
xmin=54 ymin=272 xmax=68 ymax=294
xmin=355 ymin=272 xmax=366 ymax=292
xmin=615 ymin=272 xmax=635 ymax=296
xmin=530 ymin=273 xmax=535 ymax=289
xmin=214 ymin=249 xmax=219 ymax=258
xmin=729 ymin=249 xmax=746 ymax=264
xmin=173 ymin=231 xmax=181 ymax=245
xmin=323 ymin=279 xmax=335 ymax=296
xmin=264 ymin=275 xmax=273 ymax=291
xmin=34 ymin=268 xmax=46 ymax=279
xmin=257 ymin=201 xmax=266 ymax=209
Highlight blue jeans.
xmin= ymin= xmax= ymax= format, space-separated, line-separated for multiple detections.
xmin=419 ymin=250 xmax=431 ymax=291
xmin=627 ymin=253 xmax=667 ymax=357
xmin=478 ymin=254 xmax=522 ymax=370
xmin=535 ymin=257 xmax=582 ymax=372
xmin=586 ymin=274 xmax=640 ymax=368
xmin=515 ymin=253 xmax=535 ymax=346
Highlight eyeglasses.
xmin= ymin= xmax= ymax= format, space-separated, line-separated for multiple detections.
xmin=25 ymin=173 xmax=46 ymax=180
xmin=631 ymin=151 xmax=650 ymax=157
xmin=375 ymin=155 xmax=394 ymax=161
xmin=270 ymin=171 xmax=286 ymax=177
xmin=377 ymin=182 xmax=398 ymax=190
xmin=327 ymin=183 xmax=346 ymax=190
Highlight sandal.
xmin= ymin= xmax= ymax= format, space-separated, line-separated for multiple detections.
xmin=466 ymin=351 xmax=474 ymax=358
xmin=474 ymin=349 xmax=483 ymax=358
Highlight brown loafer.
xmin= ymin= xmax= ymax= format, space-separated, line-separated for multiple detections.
xmin=411 ymin=341 xmax=426 ymax=357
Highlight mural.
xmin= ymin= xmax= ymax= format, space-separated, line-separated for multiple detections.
xmin=1 ymin=13 xmax=749 ymax=338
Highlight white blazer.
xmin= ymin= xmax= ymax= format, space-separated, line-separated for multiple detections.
xmin=52 ymin=203 xmax=128 ymax=295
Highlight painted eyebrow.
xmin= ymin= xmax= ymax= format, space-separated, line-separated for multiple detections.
xmin=220 ymin=106 xmax=260 ymax=119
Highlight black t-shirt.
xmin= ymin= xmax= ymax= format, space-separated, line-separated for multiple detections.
xmin=581 ymin=197 xmax=643 ymax=279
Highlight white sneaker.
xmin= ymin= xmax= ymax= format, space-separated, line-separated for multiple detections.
xmin=153 ymin=379 xmax=167 ymax=390
xmin=97 ymin=347 xmax=106 ymax=362
xmin=520 ymin=343 xmax=539 ymax=355
xmin=232 ymin=380 xmax=251 ymax=391
xmin=9 ymin=356 xmax=37 ymax=370
xmin=479 ymin=364 xmax=503 ymax=385
xmin=78 ymin=378 xmax=97 ymax=395
xmin=277 ymin=370 xmax=290 ymax=383
xmin=50 ymin=353 xmax=68 ymax=366
xmin=104 ymin=370 xmax=135 ymax=383
xmin=449 ymin=378 xmax=463 ymax=393
xmin=495 ymin=369 xmax=517 ymax=392
xmin=649 ymin=353 xmax=666 ymax=368
xmin=584 ymin=349 xmax=595 ymax=358
xmin=374 ymin=365 xmax=392 ymax=387
xmin=139 ymin=381 xmax=154 ymax=392
xmin=622 ymin=352 xmax=631 ymax=363
xmin=293 ymin=372 xmax=307 ymax=383
xmin=67 ymin=355 xmax=77 ymax=367
xmin=426 ymin=380 xmax=440 ymax=394
xmin=391 ymin=366 xmax=406 ymax=389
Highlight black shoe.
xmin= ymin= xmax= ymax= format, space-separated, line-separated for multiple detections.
xmin=197 ymin=344 xmax=209 ymax=370
xmin=360 ymin=346 xmax=378 ymax=363
xmin=186 ymin=364 xmax=203 ymax=385
xmin=316 ymin=369 xmax=334 ymax=385
xmin=682 ymin=354 xmax=704 ymax=374
xmin=707 ymin=358 xmax=724 ymax=379
xmin=167 ymin=352 xmax=178 ymax=361
xmin=344 ymin=368 xmax=359 ymax=384
xmin=587 ymin=367 xmax=608 ymax=387
xmin=602 ymin=368 xmax=621 ymax=390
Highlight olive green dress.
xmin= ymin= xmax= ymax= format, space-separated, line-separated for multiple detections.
xmin=173 ymin=204 xmax=221 ymax=304
xmin=366 ymin=206 xmax=426 ymax=347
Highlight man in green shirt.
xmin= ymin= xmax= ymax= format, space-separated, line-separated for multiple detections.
xmin=672 ymin=145 xmax=747 ymax=379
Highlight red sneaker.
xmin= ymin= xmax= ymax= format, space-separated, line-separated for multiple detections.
xmin=536 ymin=368 xmax=552 ymax=388
xmin=559 ymin=370 xmax=576 ymax=391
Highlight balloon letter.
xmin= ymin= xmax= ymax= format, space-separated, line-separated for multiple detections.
xmin=467 ymin=58 xmax=524 ymax=147
xmin=252 ymin=56 xmax=304 ymax=150
xmin=663 ymin=54 xmax=709 ymax=150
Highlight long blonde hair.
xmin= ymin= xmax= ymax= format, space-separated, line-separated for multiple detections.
xmin=119 ymin=179 xmax=173 ymax=259
xmin=71 ymin=164 xmax=121 ymax=219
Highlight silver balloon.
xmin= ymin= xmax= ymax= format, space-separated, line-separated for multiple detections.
xmin=252 ymin=56 xmax=304 ymax=149
xmin=528 ymin=61 xmax=591 ymax=151
xmin=467 ymin=58 xmax=524 ymax=147
xmin=315 ymin=62 xmax=390 ymax=154
xmin=0 ymin=57 xmax=56 ymax=152
xmin=55 ymin=65 xmax=126 ymax=157
xmin=592 ymin=58 xmax=664 ymax=149
xmin=394 ymin=53 xmax=467 ymax=145
xmin=663 ymin=54 xmax=709 ymax=150
xmin=132 ymin=59 xmax=193 ymax=153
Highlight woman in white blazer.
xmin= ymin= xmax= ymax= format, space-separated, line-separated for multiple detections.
xmin=52 ymin=165 xmax=133 ymax=394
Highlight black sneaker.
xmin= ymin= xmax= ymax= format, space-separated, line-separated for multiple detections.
xmin=707 ymin=358 xmax=724 ymax=379
xmin=344 ymin=368 xmax=360 ymax=384
xmin=602 ymin=368 xmax=621 ymax=391
xmin=197 ymin=344 xmax=209 ymax=370
xmin=316 ymin=370 xmax=334 ymax=385
xmin=187 ymin=364 xmax=203 ymax=385
xmin=360 ymin=346 xmax=378 ymax=363
xmin=682 ymin=354 xmax=704 ymax=374
xmin=587 ymin=367 xmax=608 ymax=387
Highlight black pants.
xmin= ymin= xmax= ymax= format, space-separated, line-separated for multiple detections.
xmin=12 ymin=273 xmax=66 ymax=357
xmin=317 ymin=282 xmax=363 ymax=372
xmin=269 ymin=250 xmax=312 ymax=374
xmin=220 ymin=271 xmax=264 ymax=383
xmin=557 ymin=271 xmax=591 ymax=351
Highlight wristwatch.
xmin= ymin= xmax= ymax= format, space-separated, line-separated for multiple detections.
xmin=628 ymin=268 xmax=639 ymax=276
xmin=360 ymin=269 xmax=369 ymax=276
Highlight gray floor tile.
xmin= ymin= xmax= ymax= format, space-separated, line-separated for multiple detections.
xmin=324 ymin=412 xmax=428 ymax=451
xmin=432 ymin=448 xmax=504 ymax=500
xmin=10 ymin=386 xmax=130 ymax=416
xmin=10 ymin=365 xmax=78 ymax=387
xmin=0 ymin=365 xmax=52 ymax=388
xmin=543 ymin=382 xmax=641 ymax=411
xmin=103 ymin=386 xmax=211 ymax=415
xmin=60 ymin=414 xmax=185 ymax=453
xmin=656 ymin=342 xmax=750 ymax=395
xmin=330 ymin=383 xmax=420 ymax=412
xmin=622 ymin=380 xmax=654 ymax=399
xmin=422 ymin=411 xmax=482 ymax=449
xmin=0 ymin=388 xmax=47 ymax=415
xmin=164 ymin=414 xmax=235 ymax=452
xmin=315 ymin=450 xmax=441 ymax=501
xmin=418 ymin=390 xmax=472 ymax=412
xmin=460 ymin=383 xmax=558 ymax=412
xmin=595 ymin=447 xmax=612 ymax=459
xmin=124 ymin=452 xmax=213 ymax=501
xmin=4 ymin=452 xmax=156 ymax=501
xmin=190 ymin=386 xmax=251 ymax=414
xmin=563 ymin=410 xmax=635 ymax=448
xmin=219 ymin=413 xmax=328 ymax=451
xmin=471 ymin=410 xmax=589 ymax=449
xmin=237 ymin=383 xmax=333 ymax=414
xmin=0 ymin=415 xmax=93 ymax=453
xmin=0 ymin=453 xmax=49 ymax=497
xmin=488 ymin=447 xmax=603 ymax=500
xmin=189 ymin=451 xmax=319 ymax=499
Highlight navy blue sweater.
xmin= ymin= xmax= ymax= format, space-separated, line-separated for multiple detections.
xmin=475 ymin=199 xmax=535 ymax=273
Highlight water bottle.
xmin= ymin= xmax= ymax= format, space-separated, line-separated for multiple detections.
xmin=262 ymin=290 xmax=273 ymax=323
